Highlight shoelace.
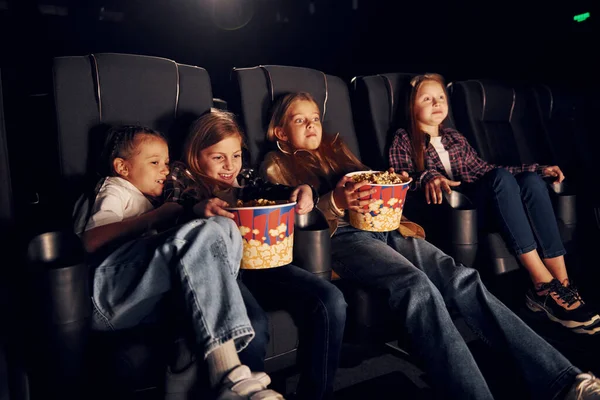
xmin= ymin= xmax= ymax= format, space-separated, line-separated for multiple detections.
xmin=573 ymin=374 xmax=600 ymax=399
xmin=537 ymin=280 xmax=580 ymax=307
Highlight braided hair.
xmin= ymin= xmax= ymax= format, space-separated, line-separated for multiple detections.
xmin=100 ymin=125 xmax=165 ymax=177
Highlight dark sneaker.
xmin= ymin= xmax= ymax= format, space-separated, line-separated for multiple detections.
xmin=564 ymin=372 xmax=600 ymax=399
xmin=525 ymin=279 xmax=600 ymax=329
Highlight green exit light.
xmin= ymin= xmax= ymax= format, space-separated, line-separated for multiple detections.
xmin=573 ymin=12 xmax=590 ymax=22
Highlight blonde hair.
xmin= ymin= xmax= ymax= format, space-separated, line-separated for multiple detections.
xmin=266 ymin=92 xmax=365 ymax=190
xmin=408 ymin=73 xmax=448 ymax=172
xmin=183 ymin=109 xmax=245 ymax=199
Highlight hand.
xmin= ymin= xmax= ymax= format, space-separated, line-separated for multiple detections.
xmin=424 ymin=176 xmax=461 ymax=205
xmin=333 ymin=175 xmax=377 ymax=212
xmin=193 ymin=197 xmax=235 ymax=219
xmin=290 ymin=184 xmax=314 ymax=215
xmin=542 ymin=166 xmax=565 ymax=183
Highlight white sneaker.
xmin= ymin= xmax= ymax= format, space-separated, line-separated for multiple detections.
xmin=564 ymin=373 xmax=600 ymax=399
xmin=216 ymin=365 xmax=285 ymax=400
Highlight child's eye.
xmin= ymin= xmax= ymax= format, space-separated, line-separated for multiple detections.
xmin=234 ymin=154 xmax=242 ymax=159
xmin=295 ymin=118 xmax=304 ymax=124
xmin=213 ymin=156 xmax=223 ymax=161
xmin=151 ymin=161 xmax=159 ymax=165
xmin=313 ymin=117 xmax=320 ymax=122
xmin=423 ymin=96 xmax=431 ymax=101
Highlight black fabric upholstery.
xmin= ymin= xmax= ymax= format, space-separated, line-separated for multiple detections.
xmin=52 ymin=54 xmax=299 ymax=397
xmin=350 ymin=73 xmax=416 ymax=170
xmin=231 ymin=65 xmax=360 ymax=168
xmin=53 ymin=53 xmax=213 ymax=207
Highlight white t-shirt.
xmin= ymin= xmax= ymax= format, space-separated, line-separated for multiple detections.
xmin=79 ymin=176 xmax=154 ymax=233
xmin=430 ymin=136 xmax=454 ymax=180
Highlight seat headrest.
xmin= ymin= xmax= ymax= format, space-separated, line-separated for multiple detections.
xmin=53 ymin=53 xmax=212 ymax=205
xmin=232 ymin=65 xmax=359 ymax=167
xmin=477 ymin=80 xmax=515 ymax=122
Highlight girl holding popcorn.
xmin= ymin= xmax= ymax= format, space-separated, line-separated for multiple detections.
xmin=164 ymin=109 xmax=347 ymax=400
xmin=260 ymin=91 xmax=600 ymax=400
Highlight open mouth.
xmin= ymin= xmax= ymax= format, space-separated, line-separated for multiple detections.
xmin=156 ymin=179 xmax=165 ymax=184
xmin=219 ymin=173 xmax=234 ymax=181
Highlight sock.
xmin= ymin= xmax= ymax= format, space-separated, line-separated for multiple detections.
xmin=207 ymin=340 xmax=241 ymax=388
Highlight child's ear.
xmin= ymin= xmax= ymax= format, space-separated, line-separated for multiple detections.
xmin=113 ymin=158 xmax=128 ymax=177
xmin=273 ymin=127 xmax=288 ymax=142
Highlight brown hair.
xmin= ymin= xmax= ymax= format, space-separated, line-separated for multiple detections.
xmin=183 ymin=109 xmax=245 ymax=199
xmin=101 ymin=125 xmax=165 ymax=177
xmin=408 ymin=73 xmax=447 ymax=172
xmin=266 ymin=92 xmax=366 ymax=191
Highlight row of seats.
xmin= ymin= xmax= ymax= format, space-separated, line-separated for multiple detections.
xmin=1 ymin=54 xmax=598 ymax=399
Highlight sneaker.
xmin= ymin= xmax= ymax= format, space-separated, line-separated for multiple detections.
xmin=564 ymin=372 xmax=600 ymax=399
xmin=216 ymin=365 xmax=285 ymax=400
xmin=525 ymin=279 xmax=600 ymax=329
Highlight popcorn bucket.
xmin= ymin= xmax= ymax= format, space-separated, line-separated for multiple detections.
xmin=228 ymin=202 xmax=296 ymax=269
xmin=346 ymin=171 xmax=411 ymax=232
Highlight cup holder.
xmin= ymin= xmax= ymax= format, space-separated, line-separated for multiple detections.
xmin=294 ymin=209 xmax=332 ymax=280
xmin=27 ymin=231 xmax=85 ymax=269
xmin=443 ymin=191 xmax=474 ymax=210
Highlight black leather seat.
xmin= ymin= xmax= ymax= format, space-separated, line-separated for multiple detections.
xmin=230 ymin=65 xmax=405 ymax=347
xmin=350 ymin=72 xmax=478 ymax=269
xmin=20 ymin=53 xmax=301 ymax=399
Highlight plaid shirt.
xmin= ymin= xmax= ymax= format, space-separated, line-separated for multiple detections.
xmin=388 ymin=127 xmax=546 ymax=190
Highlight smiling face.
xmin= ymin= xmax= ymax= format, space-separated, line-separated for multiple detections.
xmin=196 ymin=135 xmax=243 ymax=185
xmin=413 ymin=80 xmax=448 ymax=135
xmin=275 ymin=99 xmax=323 ymax=150
xmin=115 ymin=134 xmax=170 ymax=197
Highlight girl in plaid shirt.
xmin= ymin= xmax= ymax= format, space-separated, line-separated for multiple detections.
xmin=262 ymin=91 xmax=600 ymax=400
xmin=388 ymin=73 xmax=599 ymax=334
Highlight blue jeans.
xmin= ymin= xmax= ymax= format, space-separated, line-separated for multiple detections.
xmin=331 ymin=225 xmax=579 ymax=399
xmin=466 ymin=169 xmax=566 ymax=258
xmin=242 ymin=264 xmax=347 ymax=400
xmin=91 ymin=217 xmax=254 ymax=359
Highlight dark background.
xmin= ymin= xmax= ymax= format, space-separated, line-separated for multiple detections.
xmin=0 ymin=0 xmax=597 ymax=233
xmin=1 ymin=0 xmax=598 ymax=97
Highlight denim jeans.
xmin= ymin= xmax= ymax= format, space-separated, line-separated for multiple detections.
xmin=91 ymin=216 xmax=254 ymax=359
xmin=331 ymin=225 xmax=580 ymax=399
xmin=242 ymin=264 xmax=347 ymax=400
xmin=465 ymin=169 xmax=566 ymax=258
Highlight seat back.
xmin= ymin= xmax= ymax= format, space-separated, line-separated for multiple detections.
xmin=352 ymin=72 xmax=459 ymax=170
xmin=53 ymin=53 xmax=213 ymax=210
xmin=230 ymin=65 xmax=360 ymax=168
xmin=531 ymin=84 xmax=592 ymax=177
xmin=449 ymin=80 xmax=525 ymax=165
xmin=350 ymin=73 xmax=416 ymax=170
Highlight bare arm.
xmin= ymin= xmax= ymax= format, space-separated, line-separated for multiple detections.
xmin=82 ymin=202 xmax=182 ymax=254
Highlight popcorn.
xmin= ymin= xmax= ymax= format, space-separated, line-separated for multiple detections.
xmin=346 ymin=171 xmax=411 ymax=232
xmin=238 ymin=227 xmax=294 ymax=270
xmin=350 ymin=171 xmax=410 ymax=185
xmin=236 ymin=198 xmax=277 ymax=207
